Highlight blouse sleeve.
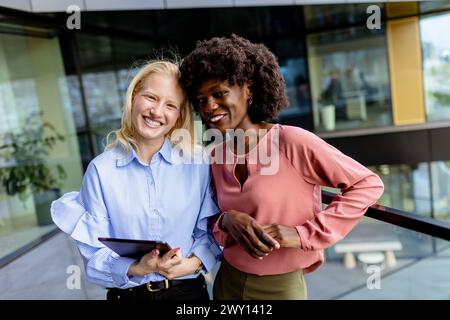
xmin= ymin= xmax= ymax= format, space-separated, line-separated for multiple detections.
xmin=50 ymin=163 xmax=143 ymax=288
xmin=212 ymin=212 xmax=233 ymax=247
xmin=51 ymin=163 xmax=110 ymax=248
xmin=189 ymin=170 xmax=222 ymax=272
xmin=282 ymin=127 xmax=384 ymax=250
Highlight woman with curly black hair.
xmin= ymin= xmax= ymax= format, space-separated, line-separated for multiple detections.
xmin=180 ymin=34 xmax=384 ymax=300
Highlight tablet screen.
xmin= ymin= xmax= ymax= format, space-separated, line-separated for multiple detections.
xmin=98 ymin=237 xmax=172 ymax=259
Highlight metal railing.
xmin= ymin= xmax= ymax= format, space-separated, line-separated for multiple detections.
xmin=322 ymin=191 xmax=450 ymax=241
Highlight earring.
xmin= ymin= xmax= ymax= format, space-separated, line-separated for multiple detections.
xmin=248 ymin=96 xmax=253 ymax=107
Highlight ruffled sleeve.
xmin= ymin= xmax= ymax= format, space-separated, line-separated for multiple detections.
xmin=51 ymin=161 xmax=149 ymax=289
xmin=51 ymin=162 xmax=112 ymax=248
xmin=51 ymin=191 xmax=111 ymax=248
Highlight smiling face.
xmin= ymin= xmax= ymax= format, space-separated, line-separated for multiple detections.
xmin=195 ymin=79 xmax=253 ymax=133
xmin=131 ymin=73 xmax=183 ymax=147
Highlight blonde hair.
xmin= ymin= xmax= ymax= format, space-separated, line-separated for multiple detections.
xmin=106 ymin=60 xmax=195 ymax=155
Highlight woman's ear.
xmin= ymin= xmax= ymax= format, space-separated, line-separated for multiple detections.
xmin=246 ymin=80 xmax=253 ymax=97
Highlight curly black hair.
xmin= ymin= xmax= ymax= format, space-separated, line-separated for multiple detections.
xmin=180 ymin=34 xmax=289 ymax=123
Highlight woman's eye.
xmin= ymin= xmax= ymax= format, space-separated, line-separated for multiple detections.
xmin=196 ymin=98 xmax=206 ymax=106
xmin=214 ymin=91 xmax=224 ymax=98
xmin=167 ymin=104 xmax=178 ymax=110
xmin=145 ymin=95 xmax=156 ymax=101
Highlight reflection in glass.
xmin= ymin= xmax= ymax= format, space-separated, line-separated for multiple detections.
xmin=61 ymin=75 xmax=85 ymax=129
xmin=431 ymin=161 xmax=450 ymax=223
xmin=307 ymin=27 xmax=392 ymax=132
xmin=76 ymin=34 xmax=158 ymax=156
xmin=0 ymin=29 xmax=83 ymax=261
xmin=370 ymin=163 xmax=432 ymax=217
xmin=314 ymin=223 xmax=449 ymax=299
xmin=420 ymin=12 xmax=450 ymax=121
xmin=276 ymin=38 xmax=311 ymax=130
xmin=420 ymin=1 xmax=450 ymax=14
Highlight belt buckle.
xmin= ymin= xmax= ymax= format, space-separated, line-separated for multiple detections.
xmin=146 ymin=279 xmax=169 ymax=292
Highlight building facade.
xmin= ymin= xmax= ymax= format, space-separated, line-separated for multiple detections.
xmin=0 ymin=1 xmax=449 ymax=269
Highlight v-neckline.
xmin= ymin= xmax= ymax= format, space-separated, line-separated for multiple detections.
xmin=226 ymin=124 xmax=279 ymax=191
xmin=233 ymin=159 xmax=249 ymax=191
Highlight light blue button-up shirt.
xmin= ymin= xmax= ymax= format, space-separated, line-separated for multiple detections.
xmin=51 ymin=138 xmax=221 ymax=289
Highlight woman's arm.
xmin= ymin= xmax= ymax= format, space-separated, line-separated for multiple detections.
xmin=76 ymin=241 xmax=147 ymax=289
xmin=187 ymin=173 xmax=222 ymax=273
xmin=181 ymin=170 xmax=225 ymax=278
xmin=52 ymin=164 xmax=147 ymax=288
xmin=277 ymin=127 xmax=384 ymax=250
xmin=296 ymin=174 xmax=384 ymax=250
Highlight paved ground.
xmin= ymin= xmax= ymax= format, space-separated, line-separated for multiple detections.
xmin=0 ymin=224 xmax=55 ymax=259
xmin=1 ymin=232 xmax=449 ymax=300
xmin=0 ymin=232 xmax=105 ymax=299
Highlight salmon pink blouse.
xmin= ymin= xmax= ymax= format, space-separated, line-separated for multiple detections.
xmin=212 ymin=124 xmax=384 ymax=275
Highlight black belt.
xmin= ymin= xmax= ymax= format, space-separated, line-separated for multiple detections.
xmin=146 ymin=278 xmax=181 ymax=292
xmin=110 ymin=275 xmax=204 ymax=293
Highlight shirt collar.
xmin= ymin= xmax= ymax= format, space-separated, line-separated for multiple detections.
xmin=116 ymin=138 xmax=174 ymax=167
xmin=159 ymin=138 xmax=174 ymax=164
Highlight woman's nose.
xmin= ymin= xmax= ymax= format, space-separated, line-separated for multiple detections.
xmin=205 ymin=97 xmax=219 ymax=112
xmin=150 ymin=103 xmax=163 ymax=115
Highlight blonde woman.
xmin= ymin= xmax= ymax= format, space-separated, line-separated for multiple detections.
xmin=51 ymin=60 xmax=220 ymax=300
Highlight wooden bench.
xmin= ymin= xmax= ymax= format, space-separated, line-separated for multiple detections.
xmin=334 ymin=241 xmax=403 ymax=269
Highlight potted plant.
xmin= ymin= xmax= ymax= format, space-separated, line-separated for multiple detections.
xmin=0 ymin=112 xmax=67 ymax=225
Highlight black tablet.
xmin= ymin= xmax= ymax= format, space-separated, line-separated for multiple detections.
xmin=98 ymin=237 xmax=172 ymax=259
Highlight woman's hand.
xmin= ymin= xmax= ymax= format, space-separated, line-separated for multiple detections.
xmin=158 ymin=255 xmax=202 ymax=280
xmin=128 ymin=247 xmax=182 ymax=276
xmin=222 ymin=210 xmax=280 ymax=259
xmin=262 ymin=224 xmax=301 ymax=248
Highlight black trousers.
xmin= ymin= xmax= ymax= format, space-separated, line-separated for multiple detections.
xmin=106 ymin=275 xmax=210 ymax=301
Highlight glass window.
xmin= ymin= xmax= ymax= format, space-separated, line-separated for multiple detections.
xmin=420 ymin=1 xmax=450 ymax=14
xmin=76 ymin=34 xmax=161 ymax=156
xmin=278 ymin=57 xmax=311 ymax=127
xmin=304 ymin=4 xmax=377 ymax=31
xmin=316 ymin=225 xmax=449 ymax=299
xmin=430 ymin=161 xmax=450 ymax=223
xmin=307 ymin=27 xmax=392 ymax=132
xmin=275 ymin=38 xmax=312 ymax=130
xmin=420 ymin=12 xmax=450 ymax=121
xmin=370 ymin=163 xmax=432 ymax=217
xmin=0 ymin=27 xmax=83 ymax=261
xmin=76 ymin=34 xmax=122 ymax=155
xmin=320 ymin=162 xmax=448 ymax=299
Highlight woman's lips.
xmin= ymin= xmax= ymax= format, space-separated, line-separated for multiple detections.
xmin=208 ymin=113 xmax=228 ymax=124
xmin=143 ymin=116 xmax=163 ymax=128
